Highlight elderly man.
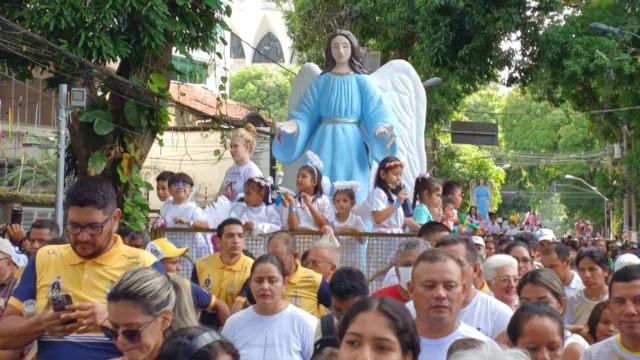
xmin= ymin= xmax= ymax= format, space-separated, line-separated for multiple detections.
xmin=483 ymin=254 xmax=519 ymax=311
xmin=372 ymin=239 xmax=430 ymax=304
xmin=0 ymin=238 xmax=19 ymax=318
xmin=409 ymin=249 xmax=492 ymax=360
xmin=267 ymin=230 xmax=331 ymax=317
xmin=305 ymin=242 xmax=340 ymax=281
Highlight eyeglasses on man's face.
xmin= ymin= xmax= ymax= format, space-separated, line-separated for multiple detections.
xmin=65 ymin=209 xmax=116 ymax=236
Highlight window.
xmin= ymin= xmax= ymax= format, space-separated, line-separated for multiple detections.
xmin=171 ymin=56 xmax=208 ymax=84
xmin=252 ymin=32 xmax=284 ymax=64
xmin=230 ymin=33 xmax=246 ymax=59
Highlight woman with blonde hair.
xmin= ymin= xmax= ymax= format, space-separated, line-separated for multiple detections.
xmin=216 ymin=124 xmax=263 ymax=202
xmin=101 ymin=267 xmax=199 ymax=360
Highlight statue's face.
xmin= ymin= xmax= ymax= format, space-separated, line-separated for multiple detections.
xmin=479 ymin=177 xmax=485 ymax=185
xmin=331 ymin=35 xmax=352 ymax=67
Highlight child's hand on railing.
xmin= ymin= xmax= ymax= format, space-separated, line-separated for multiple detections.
xmin=152 ymin=217 xmax=166 ymax=229
xmin=321 ymin=225 xmax=333 ymax=236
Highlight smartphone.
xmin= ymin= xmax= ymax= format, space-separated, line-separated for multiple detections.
xmin=10 ymin=206 xmax=22 ymax=225
xmin=51 ymin=293 xmax=76 ymax=325
xmin=51 ymin=293 xmax=73 ymax=312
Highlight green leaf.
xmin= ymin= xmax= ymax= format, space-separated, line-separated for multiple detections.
xmin=149 ymin=73 xmax=168 ymax=89
xmin=140 ymin=110 xmax=149 ymax=127
xmin=221 ymin=76 xmax=228 ymax=84
xmin=79 ymin=109 xmax=109 ymax=123
xmin=117 ymin=164 xmax=128 ymax=183
xmin=93 ymin=117 xmax=114 ymax=135
xmin=124 ymin=100 xmax=140 ymax=127
xmin=87 ymin=152 xmax=107 ymax=175
xmin=213 ymin=149 xmax=221 ymax=157
xmin=225 ymin=5 xmax=232 ymax=17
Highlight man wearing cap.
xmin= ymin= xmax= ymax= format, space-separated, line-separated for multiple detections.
xmin=471 ymin=236 xmax=491 ymax=293
xmin=146 ymin=238 xmax=230 ymax=324
xmin=0 ymin=238 xmax=19 ymax=319
xmin=536 ymin=228 xmax=557 ymax=254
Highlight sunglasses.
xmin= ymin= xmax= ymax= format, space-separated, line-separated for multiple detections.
xmin=170 ymin=183 xmax=191 ymax=189
xmin=100 ymin=317 xmax=156 ymax=343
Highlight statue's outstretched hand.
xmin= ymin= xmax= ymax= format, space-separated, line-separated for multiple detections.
xmin=375 ymin=125 xmax=394 ymax=138
xmin=275 ymin=120 xmax=297 ymax=134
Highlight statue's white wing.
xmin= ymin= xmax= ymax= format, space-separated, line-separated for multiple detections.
xmin=203 ymin=196 xmax=232 ymax=229
xmin=371 ymin=60 xmax=426 ymax=200
xmin=281 ymin=63 xmax=323 ymax=192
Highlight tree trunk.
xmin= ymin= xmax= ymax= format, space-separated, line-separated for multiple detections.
xmin=68 ymin=40 xmax=173 ymax=210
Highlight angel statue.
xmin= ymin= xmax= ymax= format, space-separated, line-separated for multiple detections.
xmin=272 ymin=30 xmax=427 ymax=201
xmin=470 ymin=177 xmax=492 ymax=220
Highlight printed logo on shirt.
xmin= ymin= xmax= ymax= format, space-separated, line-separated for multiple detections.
xmin=204 ymin=275 xmax=212 ymax=291
xmin=47 ymin=249 xmax=55 ymax=255
xmin=127 ymin=255 xmax=141 ymax=265
xmin=291 ymin=294 xmax=301 ymax=307
xmin=49 ymin=276 xmax=62 ymax=295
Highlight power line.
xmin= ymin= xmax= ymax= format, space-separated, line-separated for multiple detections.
xmin=232 ymin=32 xmax=297 ymax=75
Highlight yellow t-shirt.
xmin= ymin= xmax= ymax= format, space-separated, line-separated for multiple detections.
xmin=284 ymin=261 xmax=332 ymax=318
xmin=193 ymin=253 xmax=254 ymax=308
xmin=9 ymin=235 xmax=163 ymax=358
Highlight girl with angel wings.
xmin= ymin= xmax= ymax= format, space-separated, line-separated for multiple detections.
xmin=273 ymin=30 xmax=427 ymax=202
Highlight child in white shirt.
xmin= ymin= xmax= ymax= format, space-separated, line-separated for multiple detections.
xmin=327 ymin=182 xmax=366 ymax=270
xmin=230 ymin=177 xmax=282 ymax=235
xmin=159 ymin=172 xmax=213 ymax=278
xmin=282 ymin=164 xmax=335 ymax=231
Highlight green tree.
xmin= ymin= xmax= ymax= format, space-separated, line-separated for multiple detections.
xmin=435 ymin=142 xmax=506 ymax=213
xmin=230 ymin=65 xmax=298 ymax=123
xmin=0 ymin=1 xmax=231 ymax=229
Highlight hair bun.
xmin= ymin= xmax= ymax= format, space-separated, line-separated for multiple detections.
xmin=244 ymin=123 xmax=257 ymax=136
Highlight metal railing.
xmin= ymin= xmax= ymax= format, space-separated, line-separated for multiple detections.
xmin=150 ymin=228 xmax=417 ymax=292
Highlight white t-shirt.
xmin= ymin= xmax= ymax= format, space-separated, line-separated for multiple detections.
xmin=283 ymin=195 xmax=335 ymax=231
xmin=229 ymin=202 xmax=282 ymax=234
xmin=367 ymin=188 xmax=405 ymax=233
xmin=160 ymin=201 xmax=213 ymax=278
xmin=564 ymin=329 xmax=589 ymax=350
xmin=220 ymin=162 xmax=263 ymax=202
xmin=564 ymin=289 xmax=608 ymax=326
xmin=564 ymin=270 xmax=585 ymax=298
xmin=406 ymin=291 xmax=513 ymax=340
xmin=580 ymin=335 xmax=640 ymax=360
xmin=221 ymin=304 xmax=317 ymax=360
xmin=332 ymin=212 xmax=366 ymax=269
xmin=417 ymin=321 xmax=494 ymax=360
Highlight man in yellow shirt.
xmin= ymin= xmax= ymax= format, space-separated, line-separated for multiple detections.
xmin=192 ymin=218 xmax=253 ymax=328
xmin=267 ymin=231 xmax=331 ymax=317
xmin=0 ymin=176 xmax=163 ymax=360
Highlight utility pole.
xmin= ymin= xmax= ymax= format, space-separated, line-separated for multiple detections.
xmin=55 ymin=84 xmax=67 ymax=229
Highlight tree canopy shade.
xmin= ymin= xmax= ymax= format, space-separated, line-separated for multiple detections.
xmin=0 ymin=0 xmax=232 ymax=230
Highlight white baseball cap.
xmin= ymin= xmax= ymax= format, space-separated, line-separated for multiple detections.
xmin=536 ymin=228 xmax=557 ymax=242
xmin=614 ymin=254 xmax=640 ymax=272
xmin=0 ymin=238 xmax=22 ymax=266
xmin=471 ymin=236 xmax=485 ymax=248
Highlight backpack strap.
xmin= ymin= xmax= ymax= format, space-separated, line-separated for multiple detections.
xmin=320 ymin=313 xmax=336 ymax=337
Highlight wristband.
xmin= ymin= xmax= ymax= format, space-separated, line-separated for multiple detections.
xmin=288 ymin=207 xmax=295 ymax=213
xmin=394 ymin=201 xmax=401 ymax=208
xmin=189 ymin=220 xmax=194 ymax=227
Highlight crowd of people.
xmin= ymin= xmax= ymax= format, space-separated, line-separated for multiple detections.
xmin=0 ymin=123 xmax=636 ymax=360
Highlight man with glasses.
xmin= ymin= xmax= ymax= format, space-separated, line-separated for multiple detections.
xmin=0 ymin=176 xmax=164 ymax=360
xmin=267 ymin=231 xmax=331 ymax=317
xmin=305 ymin=242 xmax=339 ymax=281
xmin=0 ymin=238 xmax=19 ymax=318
